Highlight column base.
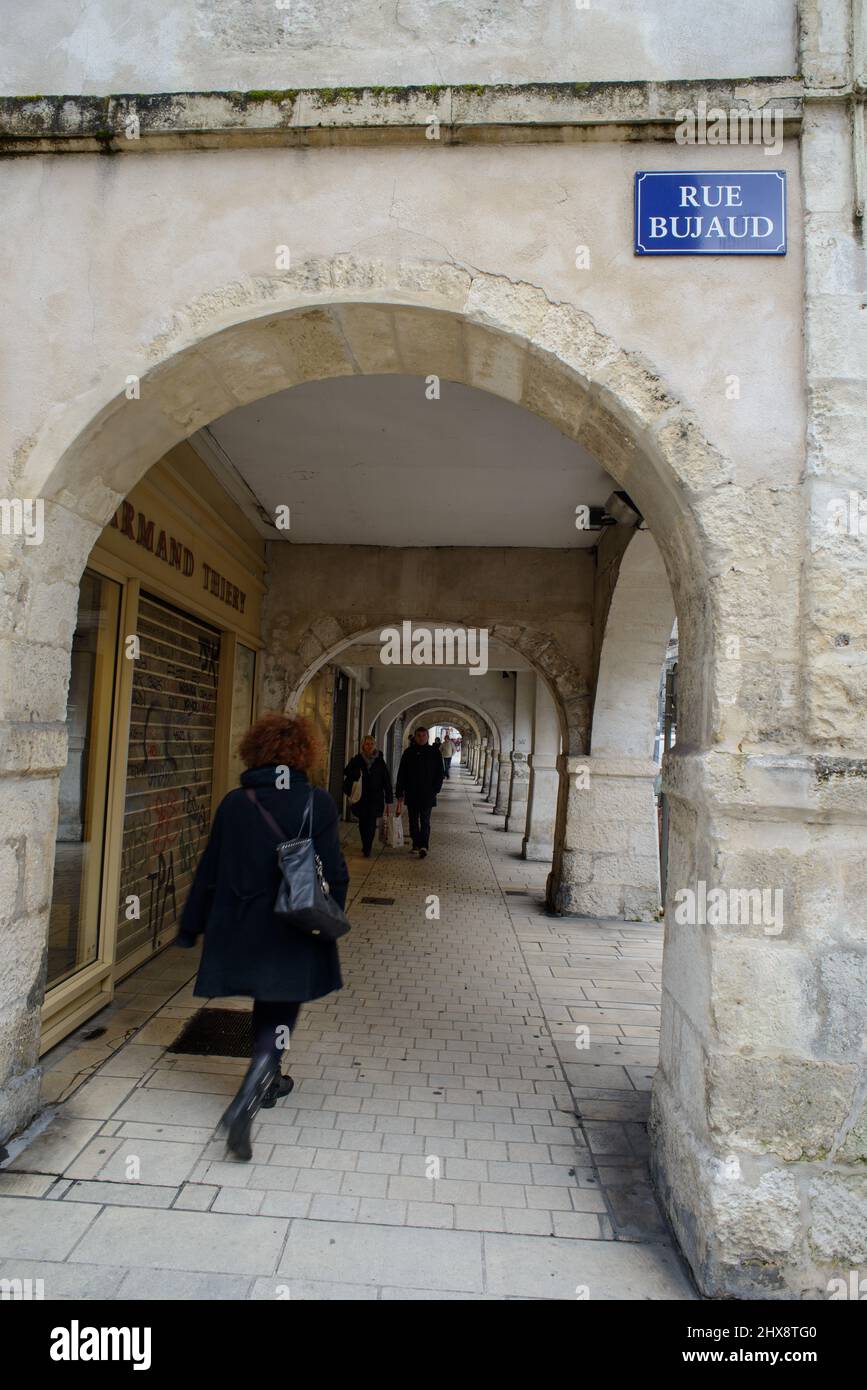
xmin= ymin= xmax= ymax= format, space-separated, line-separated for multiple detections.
xmin=649 ymin=1070 xmax=866 ymax=1298
xmin=522 ymin=838 xmax=553 ymax=861
xmin=549 ymin=755 xmax=661 ymax=921
xmin=0 ymin=1066 xmax=42 ymax=1148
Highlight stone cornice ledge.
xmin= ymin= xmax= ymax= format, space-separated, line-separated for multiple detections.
xmin=0 ymin=79 xmax=803 ymax=155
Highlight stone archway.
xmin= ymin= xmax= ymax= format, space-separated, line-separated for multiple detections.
xmin=277 ymin=619 xmax=575 ymax=751
xmin=15 ymin=257 xmax=716 ymax=772
xmin=404 ymin=707 xmax=482 ymax=744
xmin=367 ymin=686 xmax=504 ymax=757
xmin=8 ymin=254 xmax=837 ymax=1298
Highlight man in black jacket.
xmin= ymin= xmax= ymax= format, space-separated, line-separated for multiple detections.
xmin=395 ymin=726 xmax=444 ymax=858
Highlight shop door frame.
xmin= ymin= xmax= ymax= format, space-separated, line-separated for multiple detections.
xmin=40 ymin=565 xmax=139 ymax=1052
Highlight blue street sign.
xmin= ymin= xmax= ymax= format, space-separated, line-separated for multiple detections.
xmin=634 ymin=171 xmax=786 ymax=255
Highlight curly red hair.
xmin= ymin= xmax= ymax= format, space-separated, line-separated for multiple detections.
xmin=238 ymin=712 xmax=320 ymax=773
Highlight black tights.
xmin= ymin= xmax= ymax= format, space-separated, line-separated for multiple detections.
xmin=252 ymin=999 xmax=302 ymax=1068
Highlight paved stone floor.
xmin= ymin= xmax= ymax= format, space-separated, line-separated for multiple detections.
xmin=0 ymin=768 xmax=695 ymax=1300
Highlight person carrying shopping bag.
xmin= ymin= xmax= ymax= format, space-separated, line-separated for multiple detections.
xmin=343 ymin=736 xmax=393 ymax=857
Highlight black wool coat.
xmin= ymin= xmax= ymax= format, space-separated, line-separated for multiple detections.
xmin=343 ymin=752 xmax=394 ymax=816
xmin=395 ymin=743 xmax=445 ymax=809
xmin=178 ymin=765 xmax=349 ymax=1003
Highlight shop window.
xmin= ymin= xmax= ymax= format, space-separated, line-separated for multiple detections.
xmin=47 ymin=569 xmax=121 ymax=990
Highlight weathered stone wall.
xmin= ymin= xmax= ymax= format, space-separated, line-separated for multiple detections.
xmin=1 ymin=142 xmax=804 ymax=505
xmin=0 ymin=0 xmax=798 ymax=93
xmin=648 ymin=0 xmax=867 ymax=1296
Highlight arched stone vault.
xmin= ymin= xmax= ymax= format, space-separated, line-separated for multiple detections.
xmin=0 ymin=255 xmax=739 ymax=1170
xmin=277 ymin=618 xmax=577 ymax=753
xmin=14 ymin=255 xmax=721 ymax=765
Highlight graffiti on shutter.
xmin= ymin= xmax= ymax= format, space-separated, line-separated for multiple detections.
xmin=116 ymin=594 xmax=220 ymax=963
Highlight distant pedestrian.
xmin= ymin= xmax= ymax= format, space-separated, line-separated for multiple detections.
xmin=343 ymin=736 xmax=393 ymax=857
xmin=395 ymin=726 xmax=444 ymax=858
xmin=440 ymin=734 xmax=454 ymax=778
xmin=177 ymin=713 xmax=348 ymax=1161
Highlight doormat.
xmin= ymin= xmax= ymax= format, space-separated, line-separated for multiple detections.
xmin=167 ymin=1008 xmax=253 ymax=1058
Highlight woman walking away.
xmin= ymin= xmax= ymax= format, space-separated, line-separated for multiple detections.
xmin=176 ymin=712 xmax=349 ymax=1161
xmin=343 ymin=736 xmax=394 ymax=856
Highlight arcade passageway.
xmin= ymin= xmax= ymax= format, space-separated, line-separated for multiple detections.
xmin=0 ymin=768 xmax=692 ymax=1300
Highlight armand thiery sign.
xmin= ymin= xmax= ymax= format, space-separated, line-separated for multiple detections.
xmin=635 ymin=171 xmax=786 ymax=255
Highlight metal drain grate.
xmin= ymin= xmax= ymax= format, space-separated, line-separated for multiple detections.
xmin=361 ymin=896 xmax=395 ymax=905
xmin=167 ymin=1007 xmax=253 ymax=1058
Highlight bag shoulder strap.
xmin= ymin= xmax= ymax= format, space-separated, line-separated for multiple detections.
xmin=245 ymin=787 xmax=314 ymax=842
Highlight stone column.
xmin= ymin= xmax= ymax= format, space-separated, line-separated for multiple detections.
xmin=506 ymin=671 xmax=534 ymax=831
xmin=477 ymin=739 xmax=489 ymax=787
xmin=549 ymin=755 xmax=660 ymax=919
xmin=522 ymin=677 xmax=560 ymax=860
xmin=493 ymin=753 xmax=510 ymax=814
xmin=484 ymin=749 xmax=499 ymax=801
xmin=649 ymin=18 xmax=867 ymax=1297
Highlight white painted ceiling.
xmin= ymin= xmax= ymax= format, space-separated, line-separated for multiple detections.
xmin=198 ymin=374 xmax=614 ymax=548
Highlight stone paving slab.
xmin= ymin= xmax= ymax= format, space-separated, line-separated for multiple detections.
xmin=0 ymin=1258 xmax=125 ymax=1299
xmin=70 ymin=1207 xmax=289 ymax=1276
xmin=278 ymin=1218 xmax=484 ymax=1293
xmin=0 ymin=1196 xmax=100 ymax=1260
xmin=116 ymin=1268 xmax=253 ymax=1299
xmin=482 ymin=1231 xmax=695 ymax=1299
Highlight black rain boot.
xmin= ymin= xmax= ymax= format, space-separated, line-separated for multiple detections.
xmin=261 ymin=1074 xmax=295 ymax=1109
xmin=220 ymin=1053 xmax=277 ymax=1161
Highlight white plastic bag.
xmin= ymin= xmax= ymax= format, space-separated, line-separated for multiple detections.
xmin=386 ymin=811 xmax=405 ymax=848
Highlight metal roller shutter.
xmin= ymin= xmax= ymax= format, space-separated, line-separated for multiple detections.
xmin=116 ymin=593 xmax=221 ymax=964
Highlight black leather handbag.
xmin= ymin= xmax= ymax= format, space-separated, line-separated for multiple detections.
xmin=246 ymin=788 xmax=351 ymax=941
